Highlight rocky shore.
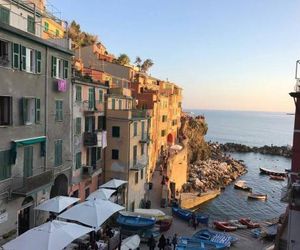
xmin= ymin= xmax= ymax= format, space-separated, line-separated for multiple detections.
xmin=219 ymin=142 xmax=292 ymax=158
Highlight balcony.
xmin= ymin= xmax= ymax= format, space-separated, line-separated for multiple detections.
xmin=130 ymin=155 xmax=148 ymax=171
xmin=83 ymin=131 xmax=102 ymax=146
xmin=11 ymin=170 xmax=53 ymax=196
xmin=132 ymin=109 xmax=149 ymax=119
xmin=82 ymin=165 xmax=102 ymax=178
xmin=81 ymin=101 xmax=104 ymax=115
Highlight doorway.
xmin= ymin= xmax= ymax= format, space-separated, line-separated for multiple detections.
xmin=18 ymin=196 xmax=34 ymax=235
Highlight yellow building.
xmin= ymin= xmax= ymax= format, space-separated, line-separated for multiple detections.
xmin=42 ymin=17 xmax=65 ymax=39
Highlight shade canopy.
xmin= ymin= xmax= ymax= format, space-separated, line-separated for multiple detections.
xmin=34 ymin=196 xmax=79 ymax=213
xmin=87 ymin=188 xmax=116 ymax=200
xmin=2 ymin=220 xmax=92 ymax=250
xmin=58 ymin=199 xmax=124 ymax=229
xmin=121 ymin=235 xmax=140 ymax=250
xmin=170 ymin=144 xmax=183 ymax=151
xmin=99 ymin=179 xmax=128 ymax=189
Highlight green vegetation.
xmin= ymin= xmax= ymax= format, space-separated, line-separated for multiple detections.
xmin=68 ymin=21 xmax=97 ymax=48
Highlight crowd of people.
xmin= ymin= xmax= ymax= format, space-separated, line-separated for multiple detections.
xmin=148 ymin=233 xmax=178 ymax=250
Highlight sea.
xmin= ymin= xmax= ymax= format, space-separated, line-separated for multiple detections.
xmin=187 ymin=110 xmax=294 ymax=221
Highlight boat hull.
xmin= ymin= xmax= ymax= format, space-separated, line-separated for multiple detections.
xmin=117 ymin=215 xmax=156 ymax=230
xmin=172 ymin=207 xmax=209 ymax=225
xmin=248 ymin=193 xmax=267 ymax=201
xmin=214 ymin=221 xmax=237 ymax=232
xmin=193 ymin=229 xmax=238 ymax=247
xmin=259 ymin=167 xmax=287 ymax=177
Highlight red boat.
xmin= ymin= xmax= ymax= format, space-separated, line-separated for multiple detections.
xmin=156 ymin=218 xmax=172 ymax=232
xmin=213 ymin=221 xmax=237 ymax=232
xmin=239 ymin=218 xmax=260 ymax=229
xmin=270 ymin=175 xmax=285 ymax=181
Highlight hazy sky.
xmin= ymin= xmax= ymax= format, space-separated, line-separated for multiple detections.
xmin=50 ymin=0 xmax=300 ymax=112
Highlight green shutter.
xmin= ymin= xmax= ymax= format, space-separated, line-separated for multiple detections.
xmin=12 ymin=43 xmax=20 ymax=69
xmin=99 ymin=90 xmax=103 ymax=103
xmin=35 ymin=98 xmax=40 ymax=123
xmin=21 ymin=46 xmax=26 ymax=71
xmin=76 ymin=118 xmax=81 ymax=135
xmin=63 ymin=60 xmax=68 ymax=79
xmin=0 ymin=150 xmax=12 ymax=181
xmin=88 ymin=88 xmax=94 ymax=109
xmin=54 ymin=140 xmax=62 ymax=166
xmin=22 ymin=98 xmax=28 ymax=125
xmin=0 ymin=7 xmax=10 ymax=24
xmin=27 ymin=16 xmax=35 ymax=34
xmin=52 ymin=56 xmax=57 ymax=77
xmin=76 ymin=86 xmax=82 ymax=101
xmin=36 ymin=51 xmax=41 ymax=74
xmin=55 ymin=100 xmax=63 ymax=121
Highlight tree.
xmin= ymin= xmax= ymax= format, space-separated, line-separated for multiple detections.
xmin=141 ymin=59 xmax=154 ymax=73
xmin=135 ymin=56 xmax=142 ymax=70
xmin=115 ymin=54 xmax=131 ymax=66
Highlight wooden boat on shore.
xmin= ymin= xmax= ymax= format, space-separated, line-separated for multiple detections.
xmin=193 ymin=229 xmax=238 ymax=247
xmin=270 ymin=175 xmax=285 ymax=181
xmin=213 ymin=221 xmax=237 ymax=232
xmin=259 ymin=167 xmax=287 ymax=177
xmin=116 ymin=214 xmax=156 ymax=230
xmin=172 ymin=207 xmax=209 ymax=225
xmin=176 ymin=237 xmax=227 ymax=250
xmin=228 ymin=220 xmax=247 ymax=229
xmin=239 ymin=218 xmax=260 ymax=229
xmin=234 ymin=180 xmax=252 ymax=192
xmin=248 ymin=193 xmax=267 ymax=201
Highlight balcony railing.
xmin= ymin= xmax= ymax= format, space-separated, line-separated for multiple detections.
xmin=83 ymin=132 xmax=98 ymax=146
xmin=11 ymin=169 xmax=53 ymax=195
xmin=81 ymin=101 xmax=104 ymax=114
xmin=132 ymin=109 xmax=148 ymax=119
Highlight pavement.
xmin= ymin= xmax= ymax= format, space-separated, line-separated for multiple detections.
xmin=140 ymin=168 xmax=274 ymax=250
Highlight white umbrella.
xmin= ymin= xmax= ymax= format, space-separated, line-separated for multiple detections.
xmin=87 ymin=188 xmax=116 ymax=200
xmin=170 ymin=144 xmax=182 ymax=151
xmin=2 ymin=220 xmax=92 ymax=250
xmin=121 ymin=235 xmax=140 ymax=250
xmin=99 ymin=179 xmax=127 ymax=189
xmin=58 ymin=199 xmax=124 ymax=229
xmin=34 ymin=196 xmax=79 ymax=213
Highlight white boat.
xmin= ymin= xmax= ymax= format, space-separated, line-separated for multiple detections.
xmin=121 ymin=235 xmax=140 ymax=250
xmin=234 ymin=180 xmax=252 ymax=192
xmin=134 ymin=209 xmax=166 ymax=219
xmin=228 ymin=220 xmax=247 ymax=229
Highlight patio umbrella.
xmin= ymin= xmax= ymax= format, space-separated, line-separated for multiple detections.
xmin=99 ymin=179 xmax=127 ymax=189
xmin=34 ymin=196 xmax=79 ymax=213
xmin=58 ymin=199 xmax=124 ymax=229
xmin=121 ymin=235 xmax=140 ymax=250
xmin=2 ymin=220 xmax=93 ymax=250
xmin=87 ymin=188 xmax=116 ymax=200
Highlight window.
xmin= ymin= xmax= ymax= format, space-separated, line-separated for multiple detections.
xmin=12 ymin=43 xmax=19 ymax=69
xmin=98 ymin=116 xmax=106 ymax=130
xmin=27 ymin=16 xmax=35 ymax=34
xmin=0 ymin=96 xmax=12 ymax=126
xmin=85 ymin=116 xmax=95 ymax=132
xmin=54 ymin=140 xmax=63 ymax=166
xmin=112 ymin=126 xmax=120 ymax=137
xmin=88 ymin=88 xmax=95 ymax=109
xmin=112 ymin=149 xmax=119 ymax=160
xmin=133 ymin=122 xmax=137 ymax=136
xmin=96 ymin=147 xmax=101 ymax=161
xmin=141 ymin=144 xmax=144 ymax=155
xmin=99 ymin=90 xmax=103 ymax=103
xmin=20 ymin=46 xmax=41 ymax=73
xmin=162 ymin=115 xmax=167 ymax=122
xmin=24 ymin=146 xmax=33 ymax=177
xmin=118 ymin=99 xmax=122 ymax=110
xmin=22 ymin=97 xmax=39 ymax=125
xmin=0 ymin=6 xmax=10 ymax=24
xmin=0 ymin=40 xmax=10 ymax=67
xmin=178 ymin=102 xmax=182 ymax=108
xmin=111 ymin=98 xmax=115 ymax=109
xmin=0 ymin=150 xmax=11 ymax=180
xmin=141 ymin=169 xmax=144 ymax=180
xmin=135 ymin=172 xmax=138 ymax=184
xmin=44 ymin=22 xmax=49 ymax=32
xmin=141 ymin=121 xmax=145 ymax=139
xmin=55 ymin=29 xmax=60 ymax=37
xmin=36 ymin=51 xmax=41 ymax=74
xmin=75 ymin=152 xmax=81 ymax=169
xmin=172 ymin=119 xmax=177 ymax=126
xmin=55 ymin=100 xmax=63 ymax=121
xmin=51 ymin=56 xmax=68 ymax=79
xmin=133 ymin=145 xmax=137 ymax=166
xmin=76 ymin=86 xmax=82 ymax=101
xmin=161 ymin=130 xmax=166 ymax=137
xmin=131 ymin=201 xmax=135 ymax=212
xmin=75 ymin=117 xmax=81 ymax=135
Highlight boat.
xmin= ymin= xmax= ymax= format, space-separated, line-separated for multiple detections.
xmin=176 ymin=237 xmax=227 ymax=250
xmin=213 ymin=221 xmax=237 ymax=232
xmin=193 ymin=229 xmax=238 ymax=247
xmin=259 ymin=167 xmax=287 ymax=177
xmin=239 ymin=218 xmax=260 ymax=229
xmin=228 ymin=220 xmax=247 ymax=229
xmin=134 ymin=209 xmax=166 ymax=220
xmin=270 ymin=175 xmax=285 ymax=181
xmin=156 ymin=217 xmax=173 ymax=232
xmin=251 ymin=228 xmax=261 ymax=238
xmin=121 ymin=235 xmax=140 ymax=250
xmin=234 ymin=180 xmax=252 ymax=192
xmin=116 ymin=214 xmax=156 ymax=230
xmin=172 ymin=207 xmax=209 ymax=225
xmin=248 ymin=193 xmax=267 ymax=201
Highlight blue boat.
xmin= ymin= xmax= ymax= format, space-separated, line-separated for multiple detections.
xmin=172 ymin=207 xmax=209 ymax=225
xmin=193 ymin=229 xmax=238 ymax=247
xmin=176 ymin=237 xmax=227 ymax=250
xmin=116 ymin=214 xmax=156 ymax=230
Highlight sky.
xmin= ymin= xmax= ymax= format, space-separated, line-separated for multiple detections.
xmin=50 ymin=0 xmax=300 ymax=112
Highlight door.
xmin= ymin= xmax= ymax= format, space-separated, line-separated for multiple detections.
xmin=18 ymin=197 xmax=34 ymax=235
xmin=170 ymin=182 xmax=176 ymax=199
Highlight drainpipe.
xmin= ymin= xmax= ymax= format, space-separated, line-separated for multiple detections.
xmin=126 ymin=119 xmax=133 ymax=210
xmin=45 ymin=46 xmax=48 ymax=172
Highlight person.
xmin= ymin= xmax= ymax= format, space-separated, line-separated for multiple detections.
xmin=148 ymin=235 xmax=156 ymax=250
xmin=172 ymin=234 xmax=178 ymax=250
xmin=158 ymin=234 xmax=166 ymax=250
xmin=165 ymin=239 xmax=172 ymax=250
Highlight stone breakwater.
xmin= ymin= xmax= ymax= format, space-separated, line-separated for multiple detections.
xmin=183 ymin=143 xmax=247 ymax=193
xmin=219 ymin=142 xmax=292 ymax=158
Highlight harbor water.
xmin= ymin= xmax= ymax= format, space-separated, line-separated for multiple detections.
xmin=187 ymin=110 xmax=294 ymax=221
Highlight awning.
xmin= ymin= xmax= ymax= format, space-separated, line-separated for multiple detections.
xmin=11 ymin=136 xmax=46 ymax=164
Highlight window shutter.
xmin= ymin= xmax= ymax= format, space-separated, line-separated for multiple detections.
xmin=21 ymin=46 xmax=26 ymax=71
xmin=51 ymin=56 xmax=57 ymax=77
xmin=12 ymin=43 xmax=20 ymax=69
xmin=63 ymin=60 xmax=68 ymax=79
xmin=35 ymin=98 xmax=40 ymax=123
xmin=36 ymin=50 xmax=41 ymax=74
xmin=22 ymin=98 xmax=28 ymax=125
